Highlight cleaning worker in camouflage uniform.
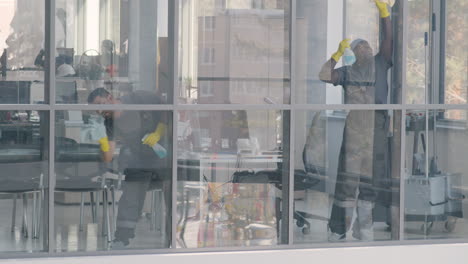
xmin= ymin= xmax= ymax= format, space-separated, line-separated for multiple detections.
xmin=319 ymin=0 xmax=393 ymax=241
xmin=88 ymin=88 xmax=171 ymax=248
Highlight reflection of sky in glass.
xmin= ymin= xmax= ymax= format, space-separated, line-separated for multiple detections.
xmin=2 ymin=0 xmax=45 ymax=69
xmin=0 ymin=1 xmax=15 ymax=51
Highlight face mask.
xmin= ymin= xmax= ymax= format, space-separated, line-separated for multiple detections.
xmin=343 ymin=48 xmax=356 ymax=66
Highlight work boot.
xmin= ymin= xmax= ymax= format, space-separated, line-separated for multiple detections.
xmin=110 ymin=239 xmax=129 ymax=249
xmin=328 ymin=230 xmax=346 ymax=242
xmin=352 ymin=200 xmax=374 ymax=241
xmin=113 ymin=227 xmax=133 ymax=248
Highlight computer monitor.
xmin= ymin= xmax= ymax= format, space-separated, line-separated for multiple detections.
xmin=56 ymin=80 xmax=77 ymax=103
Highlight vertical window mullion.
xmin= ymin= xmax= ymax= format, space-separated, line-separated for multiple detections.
xmin=45 ymin=0 xmax=56 ymax=253
xmin=170 ymin=0 xmax=179 ymax=250
xmin=287 ymin=0 xmax=297 ymax=245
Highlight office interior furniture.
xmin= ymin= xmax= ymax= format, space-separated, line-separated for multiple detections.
xmin=0 ymin=81 xmax=31 ymax=104
xmin=231 ymin=167 xmax=327 ymax=236
xmin=176 ymin=152 xmax=299 ymax=243
xmin=405 ymin=112 xmax=465 ymax=235
xmin=55 ymin=137 xmax=114 ymax=243
xmin=292 ymin=168 xmax=328 ymax=234
xmin=0 ymin=146 xmax=45 ymax=239
xmin=56 ymin=80 xmax=78 ymax=104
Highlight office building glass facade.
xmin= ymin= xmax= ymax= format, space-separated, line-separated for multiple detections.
xmin=0 ymin=0 xmax=466 ymax=258
xmin=177 ymin=110 xmax=289 ymax=247
xmin=293 ymin=109 xmax=402 ymax=244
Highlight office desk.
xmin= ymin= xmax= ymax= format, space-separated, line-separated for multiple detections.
xmin=178 ymin=152 xmax=282 ymax=183
xmin=0 ymin=147 xmax=41 ymax=164
xmin=176 ymin=152 xmax=282 ymax=248
xmin=0 ymin=146 xmax=44 ymax=192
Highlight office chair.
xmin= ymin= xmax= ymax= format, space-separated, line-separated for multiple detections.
xmin=232 ymin=157 xmax=328 ymax=236
xmin=55 ymin=137 xmax=114 ymax=243
xmin=0 ymin=175 xmax=44 ymax=239
xmin=292 ymin=168 xmax=328 ymax=234
xmin=0 ymin=146 xmax=45 ymax=239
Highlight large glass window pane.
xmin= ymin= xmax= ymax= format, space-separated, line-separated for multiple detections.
xmin=177 ymin=110 xmax=289 ymax=248
xmin=294 ymin=109 xmax=401 ymax=244
xmin=55 ymin=0 xmax=171 ymax=104
xmin=178 ymin=0 xmax=290 ymax=104
xmin=0 ymin=110 xmax=48 ymax=252
xmin=405 ymin=109 xmax=468 ymax=239
xmin=54 ymin=110 xmax=172 ymax=251
xmin=0 ymin=0 xmax=45 ymax=104
xmin=442 ymin=1 xmax=468 ymax=107
xmin=296 ymin=0 xmax=399 ymax=104
xmin=405 ymin=0 xmax=430 ymax=104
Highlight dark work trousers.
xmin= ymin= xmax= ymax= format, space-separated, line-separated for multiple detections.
xmin=115 ymin=168 xmax=171 ymax=246
xmin=329 ymin=110 xmax=390 ymax=235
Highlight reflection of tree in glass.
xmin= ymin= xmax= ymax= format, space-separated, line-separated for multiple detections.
xmin=406 ymin=0 xmax=429 ymax=104
xmin=5 ymin=0 xmax=45 ymax=69
xmin=407 ymin=0 xmax=467 ymax=113
xmin=444 ymin=0 xmax=468 ymax=120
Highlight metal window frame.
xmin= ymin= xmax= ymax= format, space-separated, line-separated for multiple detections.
xmin=170 ymin=0 xmax=179 ymax=250
xmin=438 ymin=0 xmax=446 ymax=105
xmin=288 ymin=0 xmax=296 ymax=245
xmin=2 ymin=0 xmax=468 ymax=259
xmin=46 ymin=0 xmax=56 ymax=253
xmin=1 ymin=237 xmax=468 ymax=259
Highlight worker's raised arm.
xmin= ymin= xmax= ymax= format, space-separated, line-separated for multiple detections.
xmin=319 ymin=39 xmax=350 ymax=84
xmin=375 ymin=0 xmax=393 ymax=62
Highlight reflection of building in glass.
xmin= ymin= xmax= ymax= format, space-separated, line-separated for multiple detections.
xmin=196 ymin=9 xmax=287 ymax=104
xmin=179 ymin=2 xmax=287 ymax=153
xmin=179 ymin=0 xmax=287 ymax=104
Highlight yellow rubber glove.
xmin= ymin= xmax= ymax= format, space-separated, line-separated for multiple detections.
xmin=331 ymin=39 xmax=351 ymax=62
xmin=375 ymin=0 xmax=390 ymax=18
xmin=98 ymin=137 xmax=110 ymax=152
xmin=142 ymin=123 xmax=167 ymax=147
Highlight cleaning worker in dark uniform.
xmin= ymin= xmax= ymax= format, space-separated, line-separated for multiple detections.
xmin=319 ymin=0 xmax=393 ymax=241
xmin=88 ymin=87 xmax=171 ymax=248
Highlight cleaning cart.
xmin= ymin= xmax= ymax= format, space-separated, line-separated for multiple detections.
xmin=405 ymin=111 xmax=465 ymax=235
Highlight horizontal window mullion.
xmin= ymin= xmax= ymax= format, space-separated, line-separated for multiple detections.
xmin=1 ymin=104 xmax=467 ymax=112
xmin=175 ymin=104 xmax=292 ymax=111
xmin=53 ymin=104 xmax=174 ymax=111
xmin=0 ymin=104 xmax=51 ymax=111
xmin=292 ymin=104 xmax=404 ymax=110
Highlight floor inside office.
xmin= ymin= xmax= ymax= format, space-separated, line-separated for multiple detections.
xmin=0 ymin=190 xmax=467 ymax=252
xmin=54 ymin=203 xmax=167 ymax=252
xmin=293 ymin=190 xmax=468 ymax=243
xmin=0 ymin=193 xmax=168 ymax=252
